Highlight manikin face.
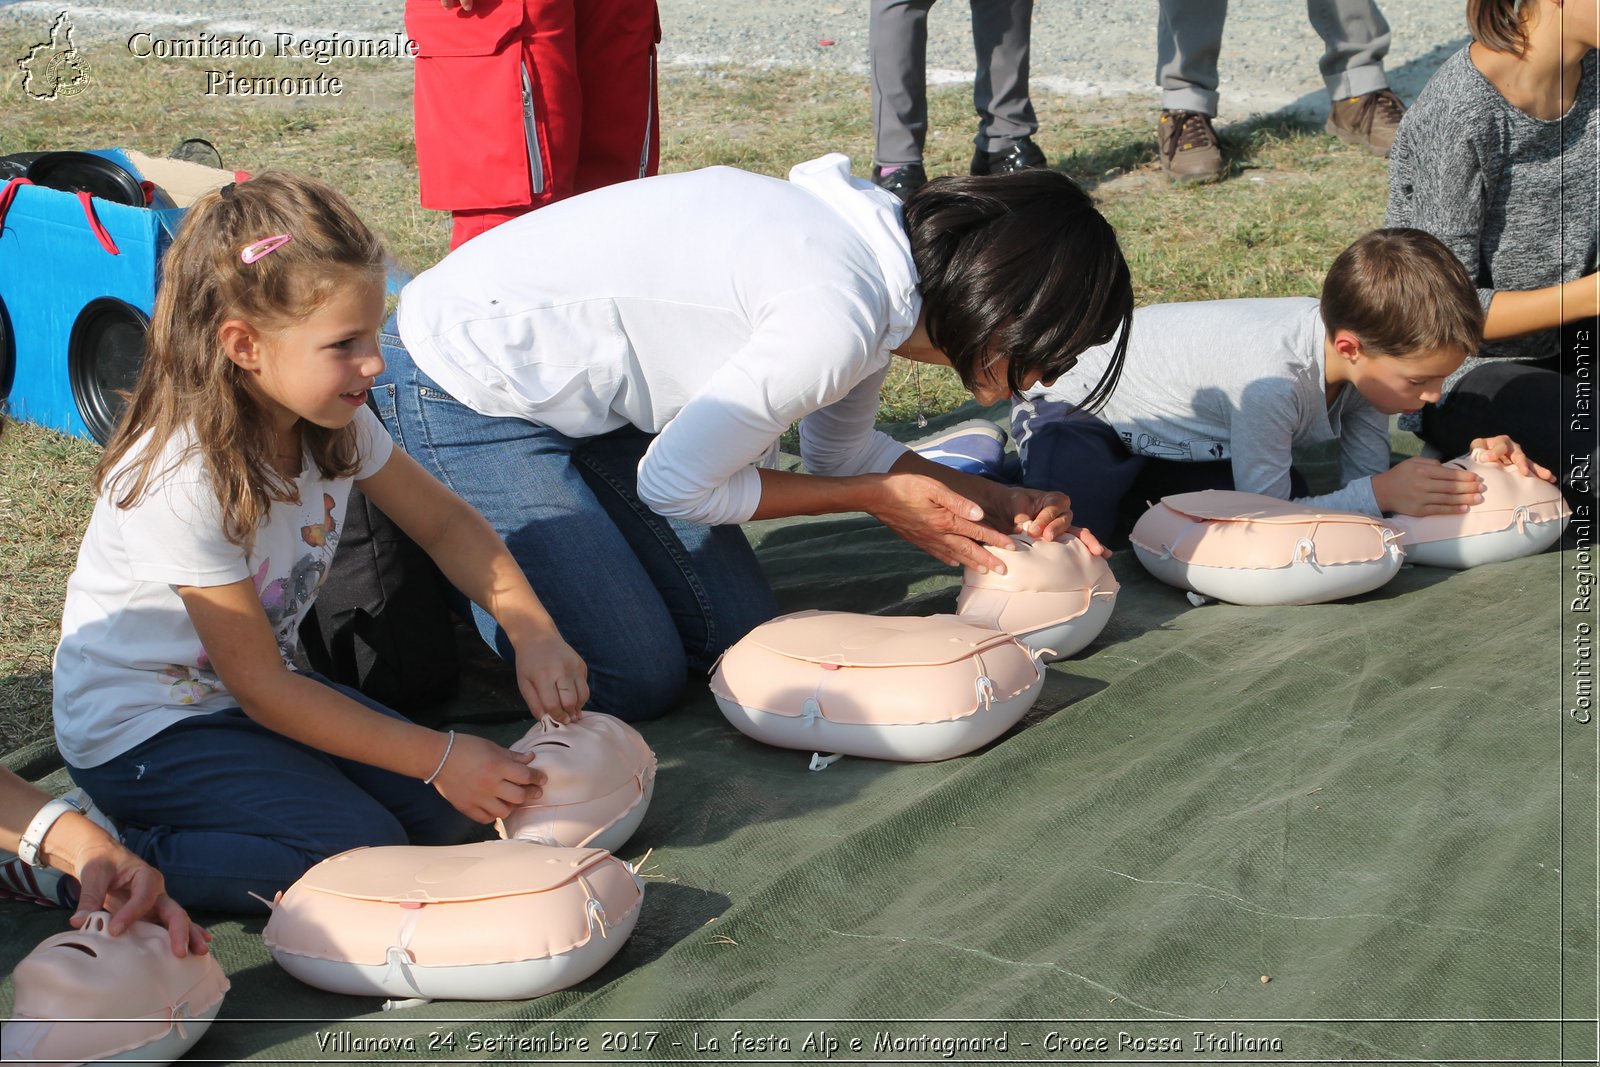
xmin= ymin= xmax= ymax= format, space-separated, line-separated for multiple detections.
xmin=1343 ymin=345 xmax=1465 ymax=416
xmin=231 ymin=276 xmax=387 ymax=435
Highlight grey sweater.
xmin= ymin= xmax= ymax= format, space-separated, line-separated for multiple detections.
xmin=1014 ymin=298 xmax=1390 ymax=516
xmin=1386 ymin=45 xmax=1598 ymax=375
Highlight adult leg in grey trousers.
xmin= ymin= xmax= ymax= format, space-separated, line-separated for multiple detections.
xmin=870 ymin=0 xmax=1038 ymax=169
xmin=1155 ymin=0 xmax=1393 ymax=116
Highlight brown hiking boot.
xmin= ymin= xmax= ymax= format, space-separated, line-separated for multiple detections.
xmin=1157 ymin=109 xmax=1224 ymax=184
xmin=1325 ymin=88 xmax=1406 ymax=158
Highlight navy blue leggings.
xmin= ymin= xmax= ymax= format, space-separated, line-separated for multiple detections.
xmin=68 ymin=674 xmax=482 ymax=913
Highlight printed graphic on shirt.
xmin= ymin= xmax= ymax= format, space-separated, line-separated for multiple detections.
xmin=169 ymin=496 xmax=346 ymax=699
xmin=260 ymin=555 xmax=331 ymax=652
xmin=301 ymin=494 xmax=338 ymax=548
xmin=1125 ymin=431 xmax=1229 ymax=462
xmin=245 ymin=494 xmax=346 ymax=664
xmin=159 ymin=664 xmax=223 ymax=705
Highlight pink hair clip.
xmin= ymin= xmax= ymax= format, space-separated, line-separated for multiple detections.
xmin=241 ymin=233 xmax=292 ymax=264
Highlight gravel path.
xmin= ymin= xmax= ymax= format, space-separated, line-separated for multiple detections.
xmin=3 ymin=0 xmax=1469 ymax=120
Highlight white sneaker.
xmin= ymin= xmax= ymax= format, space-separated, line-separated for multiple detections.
xmin=0 ymin=854 xmax=75 ymax=909
xmin=910 ymin=419 xmax=1009 ymax=479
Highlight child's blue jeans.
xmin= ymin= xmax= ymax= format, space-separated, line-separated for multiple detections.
xmin=373 ymin=319 xmax=779 ymax=722
xmin=67 ymin=673 xmax=481 ymax=913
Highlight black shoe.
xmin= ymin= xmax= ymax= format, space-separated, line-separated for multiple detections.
xmin=872 ymin=162 xmax=927 ymax=201
xmin=970 ymin=136 xmax=1048 ymax=176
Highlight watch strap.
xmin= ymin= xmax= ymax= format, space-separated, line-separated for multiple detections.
xmin=17 ymin=796 xmax=83 ymax=868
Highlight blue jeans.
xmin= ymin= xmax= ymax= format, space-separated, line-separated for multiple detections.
xmin=374 ymin=321 xmax=778 ymax=721
xmin=68 ymin=674 xmax=480 ymax=913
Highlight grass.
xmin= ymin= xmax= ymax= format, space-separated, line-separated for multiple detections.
xmin=0 ymin=34 xmax=1390 ymax=749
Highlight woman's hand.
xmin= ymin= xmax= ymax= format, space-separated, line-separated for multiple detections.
xmin=69 ymin=838 xmax=211 ymax=957
xmin=965 ymin=482 xmax=1110 ymax=559
xmin=865 ymin=471 xmax=1019 ymax=571
xmin=1470 ymin=435 xmax=1556 ymax=483
xmin=430 ymin=732 xmax=546 ymax=823
xmin=509 ymin=629 xmax=589 ymax=723
xmin=5 ymin=773 xmax=208 ymax=956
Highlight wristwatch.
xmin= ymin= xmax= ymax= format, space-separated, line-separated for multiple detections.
xmin=17 ymin=796 xmax=84 ymax=869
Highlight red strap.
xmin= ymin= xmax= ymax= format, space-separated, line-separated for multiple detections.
xmin=139 ymin=179 xmax=156 ymax=206
xmin=0 ymin=176 xmax=34 ymax=234
xmin=0 ymin=177 xmax=122 ymax=255
xmin=76 ymin=190 xmax=120 ymax=255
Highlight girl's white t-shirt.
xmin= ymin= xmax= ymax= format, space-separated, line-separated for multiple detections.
xmin=52 ymin=407 xmax=393 ymax=769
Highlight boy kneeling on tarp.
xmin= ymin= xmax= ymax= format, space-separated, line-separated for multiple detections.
xmin=921 ymin=228 xmax=1554 ymax=543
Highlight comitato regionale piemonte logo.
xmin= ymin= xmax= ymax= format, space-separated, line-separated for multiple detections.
xmin=17 ymin=11 xmax=92 ymax=101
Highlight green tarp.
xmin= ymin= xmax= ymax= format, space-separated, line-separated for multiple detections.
xmin=3 ymin=415 xmax=1595 ymax=1065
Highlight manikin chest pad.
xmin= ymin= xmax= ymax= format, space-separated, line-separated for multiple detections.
xmin=955 ymin=534 xmax=1119 ymax=660
xmin=3 ymin=911 xmax=229 ymax=1067
xmin=497 ymin=711 xmax=657 ymax=853
xmin=262 ymin=840 xmax=644 ymax=1002
xmin=1387 ymin=452 xmax=1571 ymax=568
xmin=710 ymin=609 xmax=1046 ymax=763
xmin=1130 ymin=489 xmax=1404 ymax=605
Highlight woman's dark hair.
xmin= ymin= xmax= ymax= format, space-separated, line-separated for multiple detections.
xmin=902 ymin=168 xmax=1133 ymax=413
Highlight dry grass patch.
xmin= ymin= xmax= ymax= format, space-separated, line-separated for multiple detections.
xmin=0 ymin=428 xmax=99 ymax=751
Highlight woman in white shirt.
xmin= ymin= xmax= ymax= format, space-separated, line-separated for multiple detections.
xmin=378 ymin=154 xmax=1133 ymax=720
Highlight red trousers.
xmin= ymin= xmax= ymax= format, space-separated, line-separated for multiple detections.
xmin=406 ymin=0 xmax=661 ymax=248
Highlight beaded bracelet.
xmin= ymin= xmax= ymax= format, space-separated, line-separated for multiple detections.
xmin=423 ymin=729 xmax=456 ymax=785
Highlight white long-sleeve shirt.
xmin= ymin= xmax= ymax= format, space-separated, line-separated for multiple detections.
xmin=1014 ymin=298 xmax=1391 ymax=516
xmin=396 ymin=154 xmax=918 ymax=526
